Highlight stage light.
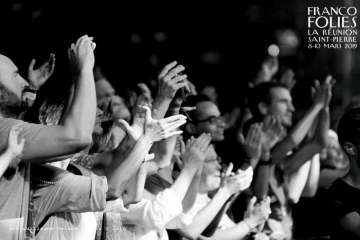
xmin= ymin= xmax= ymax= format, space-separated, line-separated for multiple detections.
xmin=268 ymin=44 xmax=280 ymax=57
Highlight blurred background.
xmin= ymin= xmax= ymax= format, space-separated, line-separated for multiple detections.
xmin=0 ymin=0 xmax=359 ymax=129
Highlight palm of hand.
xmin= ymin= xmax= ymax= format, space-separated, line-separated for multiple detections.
xmin=28 ymin=54 xmax=55 ymax=90
xmin=29 ymin=66 xmax=50 ymax=86
xmin=182 ymin=147 xmax=204 ymax=168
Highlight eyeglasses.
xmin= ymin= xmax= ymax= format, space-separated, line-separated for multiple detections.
xmin=193 ymin=115 xmax=224 ymax=125
xmin=206 ymin=156 xmax=223 ymax=164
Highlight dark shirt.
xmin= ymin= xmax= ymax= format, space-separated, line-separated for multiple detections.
xmin=326 ymin=178 xmax=360 ymax=240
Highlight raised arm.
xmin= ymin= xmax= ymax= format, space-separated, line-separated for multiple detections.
xmin=23 ymin=35 xmax=97 ymax=162
xmin=302 ymin=153 xmax=320 ymax=197
xmin=271 ymin=76 xmax=334 ymax=165
xmin=92 ymin=106 xmax=186 ymax=199
xmin=176 ymin=165 xmax=252 ymax=239
xmin=284 ymin=106 xmax=330 ymax=175
xmin=204 ymin=197 xmax=271 ymax=240
xmin=151 ymin=61 xmax=188 ymax=120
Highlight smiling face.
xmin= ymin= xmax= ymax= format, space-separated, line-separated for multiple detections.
xmin=193 ymin=101 xmax=225 ymax=142
xmin=199 ymin=145 xmax=222 ymax=193
xmin=0 ymin=55 xmax=29 ymax=116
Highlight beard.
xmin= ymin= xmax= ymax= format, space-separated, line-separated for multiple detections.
xmin=0 ymin=83 xmax=27 ymax=118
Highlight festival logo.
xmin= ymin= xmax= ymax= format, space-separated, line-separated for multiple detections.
xmin=308 ymin=7 xmax=357 ymax=49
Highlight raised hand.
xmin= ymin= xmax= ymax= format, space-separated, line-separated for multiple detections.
xmin=239 ymin=123 xmax=262 ymax=161
xmin=244 ymin=196 xmax=271 ymax=229
xmin=138 ymin=83 xmax=153 ymax=103
xmin=68 ymin=35 xmax=96 ymax=73
xmin=117 ymin=105 xmax=186 ymax=143
xmin=234 ymin=167 xmax=254 ymax=191
xmin=261 ymin=115 xmax=285 ymax=152
xmin=156 ymin=61 xmax=188 ymax=102
xmin=6 ymin=124 xmax=25 ymax=168
xmin=279 ymin=69 xmax=296 ymax=91
xmin=312 ymin=75 xmax=335 ymax=109
xmin=221 ymin=163 xmax=253 ymax=196
xmin=181 ymin=133 xmax=212 ymax=170
xmin=28 ymin=53 xmax=56 ymax=90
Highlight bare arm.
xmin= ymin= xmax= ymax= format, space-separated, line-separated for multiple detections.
xmin=302 ymin=153 xmax=320 ymax=197
xmin=176 ymin=187 xmax=233 ymax=239
xmin=122 ymin=162 xmax=148 ymax=206
xmin=271 ymin=104 xmax=322 ymax=165
xmin=284 ymin=107 xmax=329 ymax=175
xmin=340 ymin=212 xmax=360 ymax=239
xmin=93 ymin=106 xmax=186 ymax=199
xmin=22 ymin=36 xmax=97 ymax=162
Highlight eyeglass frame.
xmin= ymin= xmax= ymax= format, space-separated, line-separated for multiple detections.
xmin=192 ymin=115 xmax=225 ymax=125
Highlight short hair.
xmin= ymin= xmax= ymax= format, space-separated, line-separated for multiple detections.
xmin=247 ymin=82 xmax=288 ymax=119
xmin=182 ymin=94 xmax=211 ymax=121
xmin=337 ymin=107 xmax=360 ymax=147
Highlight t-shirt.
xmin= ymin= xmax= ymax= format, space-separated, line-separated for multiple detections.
xmin=325 ymin=178 xmax=360 ymax=240
xmin=31 ymin=164 xmax=108 ymax=239
xmin=0 ymin=118 xmax=42 ymax=240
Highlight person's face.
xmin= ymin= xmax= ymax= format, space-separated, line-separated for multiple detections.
xmin=95 ymin=79 xmax=115 ymax=107
xmin=0 ymin=55 xmax=29 ymax=111
xmin=110 ymin=95 xmax=131 ymax=122
xmin=200 ymin=146 xmax=222 ymax=192
xmin=193 ymin=101 xmax=225 ymax=142
xmin=267 ymin=87 xmax=295 ymax=127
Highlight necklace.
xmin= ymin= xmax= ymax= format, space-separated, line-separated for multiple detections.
xmin=33 ymin=177 xmax=64 ymax=185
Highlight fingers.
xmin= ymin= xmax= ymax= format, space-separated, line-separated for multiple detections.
xmin=166 ymin=65 xmax=185 ymax=80
xmin=28 ymin=59 xmax=36 ymax=70
xmin=248 ymin=196 xmax=257 ymax=213
xmin=225 ymin=162 xmax=233 ymax=176
xmin=173 ymin=155 xmax=183 ymax=169
xmin=314 ymin=79 xmax=320 ymax=90
xmin=162 ymin=114 xmax=187 ymax=123
xmin=171 ymin=74 xmax=187 ymax=84
xmin=140 ymin=105 xmax=152 ymax=121
xmin=49 ymin=53 xmax=56 ymax=73
xmin=163 ymin=130 xmax=183 ymax=139
xmin=180 ymin=139 xmax=186 ymax=155
xmin=138 ymin=83 xmax=151 ymax=96
xmin=186 ymin=138 xmax=192 ymax=149
xmin=238 ymin=133 xmax=245 ymax=145
xmin=116 ymin=119 xmax=132 ymax=134
xmin=158 ymin=61 xmax=177 ymax=79
xmin=164 ymin=119 xmax=187 ymax=133
xmin=193 ymin=133 xmax=211 ymax=148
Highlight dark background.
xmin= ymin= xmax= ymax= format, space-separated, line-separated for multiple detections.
xmin=0 ymin=0 xmax=359 ymax=126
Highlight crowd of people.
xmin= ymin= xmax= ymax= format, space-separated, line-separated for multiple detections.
xmin=0 ymin=34 xmax=358 ymax=240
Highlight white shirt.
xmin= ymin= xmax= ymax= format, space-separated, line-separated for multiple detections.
xmin=120 ymin=189 xmax=197 ymax=240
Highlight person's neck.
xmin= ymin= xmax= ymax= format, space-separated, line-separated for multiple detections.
xmin=156 ymin=160 xmax=175 ymax=184
xmin=343 ymin=158 xmax=360 ymax=188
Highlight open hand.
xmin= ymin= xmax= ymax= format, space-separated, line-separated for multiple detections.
xmin=156 ymin=61 xmax=188 ymax=101
xmin=68 ymin=35 xmax=96 ymax=73
xmin=117 ymin=105 xmax=186 ymax=143
xmin=28 ymin=53 xmax=55 ymax=90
